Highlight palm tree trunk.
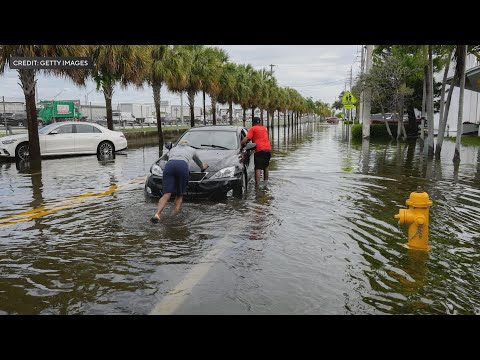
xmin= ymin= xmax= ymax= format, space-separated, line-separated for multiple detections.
xmin=396 ymin=112 xmax=402 ymax=141
xmin=435 ymin=48 xmax=454 ymax=159
xmin=187 ymin=90 xmax=195 ymax=128
xmin=427 ymin=45 xmax=435 ymax=158
xmin=284 ymin=111 xmax=286 ymax=128
xmin=420 ymin=64 xmax=426 ymax=142
xmin=260 ymin=108 xmax=264 ymax=123
xmin=278 ymin=111 xmax=280 ymax=131
xmin=397 ymin=89 xmax=407 ymax=140
xmin=102 ymin=81 xmax=114 ymax=131
xmin=203 ymin=91 xmax=206 ymax=126
xmin=152 ymin=84 xmax=164 ymax=147
xmin=379 ymin=102 xmax=393 ymax=139
xmin=266 ymin=111 xmax=269 ymax=129
xmin=454 ymin=45 xmax=467 ymax=163
xmin=440 ymin=68 xmax=458 ymax=146
xmin=212 ymin=96 xmax=217 ymax=125
xmin=229 ymin=101 xmax=233 ymax=125
xmin=242 ymin=108 xmax=246 ymax=128
xmin=19 ymin=69 xmax=41 ymax=167
xmin=251 ymin=107 xmax=255 ymax=120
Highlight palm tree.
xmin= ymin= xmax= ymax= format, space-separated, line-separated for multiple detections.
xmin=0 ymin=45 xmax=89 ymax=166
xmin=256 ymin=68 xmax=274 ymax=125
xmin=234 ymin=64 xmax=254 ymax=127
xmin=90 ymin=45 xmax=149 ymax=131
xmin=200 ymin=47 xmax=228 ymax=125
xmin=147 ymin=45 xmax=187 ymax=147
xmin=216 ymin=63 xmax=237 ymax=126
xmin=173 ymin=45 xmax=218 ymax=128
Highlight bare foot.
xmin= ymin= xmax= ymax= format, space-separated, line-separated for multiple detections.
xmin=172 ymin=209 xmax=181 ymax=216
xmin=151 ymin=213 xmax=161 ymax=223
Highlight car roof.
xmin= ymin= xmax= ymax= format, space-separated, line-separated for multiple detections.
xmin=187 ymin=125 xmax=243 ymax=132
xmin=50 ymin=121 xmax=102 ymax=126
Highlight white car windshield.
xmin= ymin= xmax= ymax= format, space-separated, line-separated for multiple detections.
xmin=38 ymin=123 xmax=59 ymax=134
xmin=178 ymin=130 xmax=238 ymax=150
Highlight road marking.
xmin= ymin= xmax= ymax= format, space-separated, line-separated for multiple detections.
xmin=0 ymin=177 xmax=145 ymax=228
xmin=150 ymin=234 xmax=232 ymax=315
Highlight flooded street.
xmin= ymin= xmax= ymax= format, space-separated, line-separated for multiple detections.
xmin=1 ymin=123 xmax=480 ymax=314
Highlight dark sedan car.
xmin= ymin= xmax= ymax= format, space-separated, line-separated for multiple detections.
xmin=145 ymin=126 xmax=257 ymax=200
xmin=0 ymin=112 xmax=27 ymax=127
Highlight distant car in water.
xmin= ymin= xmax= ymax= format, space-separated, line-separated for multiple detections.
xmin=325 ymin=117 xmax=339 ymax=124
xmin=0 ymin=121 xmax=127 ymax=161
xmin=145 ymin=125 xmax=257 ymax=200
xmin=370 ymin=113 xmax=409 ymax=124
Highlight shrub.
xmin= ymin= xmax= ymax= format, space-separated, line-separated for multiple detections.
xmin=351 ymin=123 xmax=398 ymax=141
xmin=352 ymin=124 xmax=362 ymax=140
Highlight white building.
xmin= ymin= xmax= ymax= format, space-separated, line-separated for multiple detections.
xmin=118 ymin=103 xmax=155 ymax=119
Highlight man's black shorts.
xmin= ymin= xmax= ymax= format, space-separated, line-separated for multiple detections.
xmin=254 ymin=150 xmax=271 ymax=170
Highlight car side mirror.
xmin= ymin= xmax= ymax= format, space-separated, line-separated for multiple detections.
xmin=49 ymin=130 xmax=58 ymax=135
xmin=165 ymin=142 xmax=173 ymax=150
xmin=245 ymin=142 xmax=256 ymax=151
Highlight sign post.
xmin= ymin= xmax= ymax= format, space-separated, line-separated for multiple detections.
xmin=342 ymin=91 xmax=357 ymax=126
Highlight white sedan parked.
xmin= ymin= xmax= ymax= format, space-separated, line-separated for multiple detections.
xmin=0 ymin=122 xmax=128 ymax=161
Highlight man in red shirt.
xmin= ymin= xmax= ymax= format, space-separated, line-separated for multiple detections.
xmin=241 ymin=116 xmax=272 ymax=188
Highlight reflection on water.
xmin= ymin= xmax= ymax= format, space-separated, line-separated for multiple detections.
xmin=1 ymin=123 xmax=480 ymax=314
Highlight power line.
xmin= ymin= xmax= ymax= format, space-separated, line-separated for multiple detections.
xmin=285 ymin=79 xmax=345 ymax=88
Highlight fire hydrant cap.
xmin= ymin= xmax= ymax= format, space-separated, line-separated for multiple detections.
xmin=406 ymin=191 xmax=433 ymax=208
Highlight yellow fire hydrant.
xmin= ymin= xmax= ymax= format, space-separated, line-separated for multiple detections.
xmin=394 ymin=187 xmax=433 ymax=251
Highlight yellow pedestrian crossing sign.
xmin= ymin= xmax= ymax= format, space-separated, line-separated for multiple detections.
xmin=342 ymin=91 xmax=356 ymax=109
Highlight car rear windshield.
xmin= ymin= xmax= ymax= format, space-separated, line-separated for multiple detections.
xmin=179 ymin=130 xmax=238 ymax=150
xmin=38 ymin=123 xmax=59 ymax=134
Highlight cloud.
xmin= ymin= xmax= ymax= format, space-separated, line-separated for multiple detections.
xmin=0 ymin=45 xmax=359 ymax=107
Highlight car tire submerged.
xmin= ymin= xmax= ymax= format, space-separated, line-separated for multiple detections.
xmin=233 ymin=169 xmax=247 ymax=199
xmin=97 ymin=141 xmax=115 ymax=157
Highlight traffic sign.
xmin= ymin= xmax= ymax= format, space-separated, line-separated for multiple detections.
xmin=344 ymin=104 xmax=355 ymax=109
xmin=342 ymin=91 xmax=356 ymax=107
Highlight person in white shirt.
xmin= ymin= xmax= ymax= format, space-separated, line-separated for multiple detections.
xmin=151 ymin=139 xmax=208 ymax=223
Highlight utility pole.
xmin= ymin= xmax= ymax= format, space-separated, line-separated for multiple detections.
xmin=3 ymin=96 xmax=7 ymax=135
xmin=362 ymin=45 xmax=373 ymax=139
xmin=269 ymin=64 xmax=276 ymax=75
xmin=349 ymin=66 xmax=353 ymax=123
xmin=180 ymin=92 xmax=184 ymax=125
xmin=359 ymin=45 xmax=366 ymax=126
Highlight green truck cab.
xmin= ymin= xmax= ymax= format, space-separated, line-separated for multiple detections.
xmin=37 ymin=101 xmax=85 ymax=126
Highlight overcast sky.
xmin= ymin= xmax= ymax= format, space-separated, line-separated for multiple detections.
xmin=0 ymin=45 xmax=361 ymax=108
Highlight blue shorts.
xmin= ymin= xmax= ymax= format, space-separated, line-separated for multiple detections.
xmin=162 ymin=160 xmax=189 ymax=195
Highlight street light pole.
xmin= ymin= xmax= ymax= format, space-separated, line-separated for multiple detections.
xmin=3 ymin=96 xmax=7 ymax=135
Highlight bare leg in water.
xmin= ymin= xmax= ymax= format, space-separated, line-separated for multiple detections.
xmin=152 ymin=192 xmax=172 ymax=222
xmin=255 ymin=169 xmax=262 ymax=189
xmin=172 ymin=195 xmax=183 ymax=215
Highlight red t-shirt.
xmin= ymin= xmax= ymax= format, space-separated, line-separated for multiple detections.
xmin=246 ymin=124 xmax=271 ymax=152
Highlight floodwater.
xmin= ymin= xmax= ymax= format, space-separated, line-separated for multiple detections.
xmin=0 ymin=123 xmax=479 ymax=315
